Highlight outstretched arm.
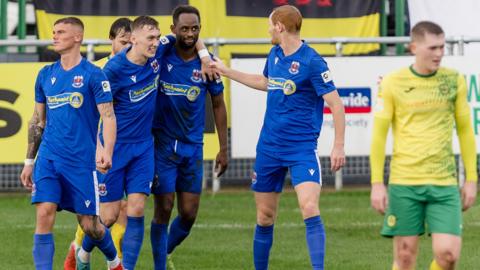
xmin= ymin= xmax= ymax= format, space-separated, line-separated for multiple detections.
xmin=209 ymin=57 xmax=268 ymax=91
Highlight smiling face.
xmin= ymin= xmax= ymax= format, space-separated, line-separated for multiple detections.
xmin=131 ymin=24 xmax=160 ymax=58
xmin=171 ymin=13 xmax=200 ymax=50
xmin=52 ymin=23 xmax=83 ymax=54
xmin=411 ymin=32 xmax=445 ymax=74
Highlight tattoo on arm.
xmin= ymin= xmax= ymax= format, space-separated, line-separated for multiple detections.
xmin=98 ymin=103 xmax=115 ymax=120
xmin=26 ymin=109 xmax=45 ymax=159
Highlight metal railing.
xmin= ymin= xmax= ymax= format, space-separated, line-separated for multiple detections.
xmin=2 ymin=36 xmax=480 ymax=59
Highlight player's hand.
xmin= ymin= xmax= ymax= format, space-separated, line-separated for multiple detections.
xmin=209 ymin=57 xmax=228 ymax=77
xmin=20 ymin=165 xmax=34 ymax=191
xmin=330 ymin=144 xmax=345 ymax=171
xmin=371 ymin=183 xmax=388 ymax=215
xmin=200 ymin=57 xmax=218 ymax=82
xmin=215 ymin=149 xmax=228 ymax=177
xmin=96 ymin=149 xmax=112 ymax=174
xmin=461 ymin=181 xmax=477 ymax=211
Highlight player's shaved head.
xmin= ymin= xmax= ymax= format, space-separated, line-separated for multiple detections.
xmin=270 ymin=5 xmax=302 ymax=33
xmin=54 ymin=17 xmax=84 ymax=32
xmin=411 ymin=21 xmax=444 ymax=42
xmin=131 ymin=16 xmax=159 ymax=32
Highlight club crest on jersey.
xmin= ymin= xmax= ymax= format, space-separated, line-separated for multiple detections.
xmin=72 ymin=75 xmax=84 ymax=88
xmin=288 ymin=61 xmax=300 ymax=75
xmin=98 ymin=183 xmax=107 ymax=196
xmin=151 ymin=59 xmax=159 ymax=73
xmin=191 ymin=69 xmax=202 ymax=83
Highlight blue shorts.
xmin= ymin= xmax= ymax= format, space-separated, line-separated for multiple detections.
xmin=32 ymin=156 xmax=99 ymax=215
xmin=98 ymin=139 xmax=154 ymax=202
xmin=151 ymin=138 xmax=203 ymax=195
xmin=252 ymin=149 xmax=322 ymax=193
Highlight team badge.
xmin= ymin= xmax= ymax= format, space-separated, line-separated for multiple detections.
xmin=387 ymin=215 xmax=396 ymax=227
xmin=151 ymin=59 xmax=159 ymax=73
xmin=69 ymin=92 xmax=84 ymax=108
xmin=98 ymin=183 xmax=107 ymax=196
xmin=72 ymin=75 xmax=84 ymax=88
xmin=283 ymin=80 xmax=296 ymax=95
xmin=190 ymin=69 xmax=202 ymax=83
xmin=288 ymin=61 xmax=300 ymax=75
xmin=186 ymin=86 xmax=201 ymax=102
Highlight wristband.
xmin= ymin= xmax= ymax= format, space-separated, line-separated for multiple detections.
xmin=24 ymin=159 xmax=34 ymax=166
xmin=198 ymin=48 xmax=209 ymax=59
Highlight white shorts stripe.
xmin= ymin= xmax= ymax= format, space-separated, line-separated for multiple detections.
xmin=92 ymin=171 xmax=100 ymax=215
xmin=314 ymin=150 xmax=322 ymax=186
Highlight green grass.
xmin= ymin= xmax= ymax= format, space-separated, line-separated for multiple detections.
xmin=1 ymin=189 xmax=479 ymax=269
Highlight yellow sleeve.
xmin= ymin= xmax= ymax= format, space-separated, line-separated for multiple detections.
xmin=370 ymin=117 xmax=391 ymax=183
xmin=370 ymin=78 xmax=394 ymax=183
xmin=455 ymin=75 xmax=478 ymax=182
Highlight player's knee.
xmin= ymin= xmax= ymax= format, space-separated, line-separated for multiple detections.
xmin=397 ymin=248 xmax=416 ymax=268
xmin=36 ymin=206 xmax=56 ymax=222
xmin=299 ymin=201 xmax=319 ymax=218
xmin=436 ymin=248 xmax=459 ymax=265
xmin=127 ymin=199 xmax=146 ymax=216
xmin=257 ymin=210 xmax=276 ymax=226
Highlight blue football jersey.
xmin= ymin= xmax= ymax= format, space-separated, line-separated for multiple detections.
xmin=102 ymin=35 xmax=176 ymax=143
xmin=258 ymin=42 xmax=336 ymax=154
xmin=152 ymin=48 xmax=224 ymax=144
xmin=35 ymin=58 xmax=113 ymax=167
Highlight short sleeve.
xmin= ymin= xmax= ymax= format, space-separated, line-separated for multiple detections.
xmin=102 ymin=62 xmax=121 ymax=97
xmin=34 ymin=67 xmax=46 ymax=103
xmin=89 ymin=68 xmax=113 ymax=104
xmin=155 ymin=35 xmax=176 ymax=59
xmin=262 ymin=56 xmax=269 ymax=78
xmin=207 ymin=77 xmax=224 ymax=96
xmin=373 ymin=76 xmax=394 ymax=120
xmin=455 ymin=74 xmax=470 ymax=117
xmin=309 ymin=56 xmax=336 ymax=96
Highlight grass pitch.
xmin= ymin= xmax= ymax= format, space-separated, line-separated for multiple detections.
xmin=1 ymin=188 xmax=479 ymax=269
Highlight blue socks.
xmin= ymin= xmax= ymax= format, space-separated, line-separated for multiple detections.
xmin=82 ymin=226 xmax=117 ymax=260
xmin=151 ymin=222 xmax=168 ymax=270
xmin=33 ymin=233 xmax=54 ymax=270
xmin=253 ymin=224 xmax=274 ymax=270
xmin=305 ymin=216 xmax=326 ymax=270
xmin=167 ymin=216 xmax=193 ymax=254
xmin=122 ymin=216 xmax=145 ymax=269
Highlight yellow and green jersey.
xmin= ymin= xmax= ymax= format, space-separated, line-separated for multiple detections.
xmin=93 ymin=55 xmax=112 ymax=69
xmin=374 ymin=66 xmax=471 ymax=186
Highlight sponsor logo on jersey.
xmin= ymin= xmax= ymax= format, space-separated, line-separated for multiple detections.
xmin=167 ymin=63 xmax=173 ymax=72
xmin=128 ymin=75 xmax=158 ymax=102
xmin=85 ymin=200 xmax=91 ymax=208
xmin=130 ymin=75 xmax=137 ymax=83
xmin=274 ymin=57 xmax=279 ymax=64
xmin=267 ymin=77 xmax=297 ymax=96
xmin=324 ymin=87 xmax=371 ymax=114
xmin=101 ymin=81 xmax=111 ymax=92
xmin=309 ymin=169 xmax=315 ymax=176
xmin=151 ymin=59 xmax=159 ymax=73
xmin=98 ymin=183 xmax=107 ymax=196
xmin=72 ymin=75 xmax=84 ymax=88
xmin=51 ymin=77 xmax=56 ymax=85
xmin=160 ymin=80 xmax=201 ymax=102
xmin=288 ymin=61 xmax=300 ymax=75
xmin=46 ymin=92 xmax=84 ymax=109
xmin=191 ymin=69 xmax=202 ymax=83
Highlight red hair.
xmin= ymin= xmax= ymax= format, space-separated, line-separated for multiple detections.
xmin=271 ymin=5 xmax=302 ymax=33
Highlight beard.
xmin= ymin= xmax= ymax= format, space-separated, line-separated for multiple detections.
xmin=178 ymin=37 xmax=198 ymax=50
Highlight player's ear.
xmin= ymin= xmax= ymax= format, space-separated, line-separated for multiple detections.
xmin=409 ymin=41 xmax=416 ymax=54
xmin=170 ymin=24 xmax=176 ymax=34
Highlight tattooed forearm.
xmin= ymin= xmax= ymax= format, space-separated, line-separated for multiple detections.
xmin=99 ymin=102 xmax=116 ymax=120
xmin=26 ymin=111 xmax=45 ymax=159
